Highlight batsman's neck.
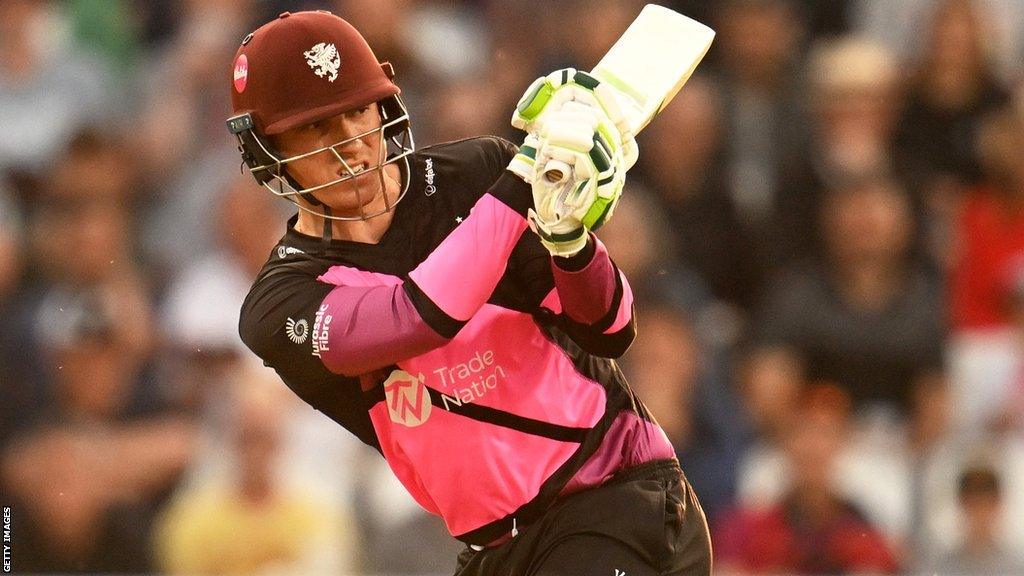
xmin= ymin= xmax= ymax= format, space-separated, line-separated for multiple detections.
xmin=294 ymin=164 xmax=402 ymax=244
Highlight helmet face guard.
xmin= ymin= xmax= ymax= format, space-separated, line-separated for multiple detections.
xmin=227 ymin=92 xmax=415 ymax=221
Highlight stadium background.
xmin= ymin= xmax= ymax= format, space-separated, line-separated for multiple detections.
xmin=1 ymin=0 xmax=1023 ymax=573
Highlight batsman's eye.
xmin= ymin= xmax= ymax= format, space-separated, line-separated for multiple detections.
xmin=347 ymin=106 xmax=370 ymax=118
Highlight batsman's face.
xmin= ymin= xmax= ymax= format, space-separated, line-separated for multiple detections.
xmin=272 ymin=102 xmax=391 ymax=214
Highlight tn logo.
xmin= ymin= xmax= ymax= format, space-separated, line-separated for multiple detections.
xmin=383 ymin=370 xmax=431 ymax=427
xmin=615 ymin=571 xmax=627 ymax=576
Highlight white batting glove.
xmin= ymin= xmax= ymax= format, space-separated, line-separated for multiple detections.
xmin=527 ymin=102 xmax=627 ymax=257
xmin=512 ymin=68 xmax=638 ymax=172
xmin=507 ymin=133 xmax=540 ymax=183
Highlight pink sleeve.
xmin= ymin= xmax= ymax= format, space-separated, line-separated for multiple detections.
xmin=408 ymin=192 xmax=528 ymax=321
xmin=551 ymin=236 xmax=634 ymax=333
xmin=317 ymin=173 xmax=531 ymax=376
xmin=316 ymin=284 xmax=449 ymax=376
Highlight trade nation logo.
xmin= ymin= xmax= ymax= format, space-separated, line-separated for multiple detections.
xmin=383 ymin=370 xmax=431 ymax=427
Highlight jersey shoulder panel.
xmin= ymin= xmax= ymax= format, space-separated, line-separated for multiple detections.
xmin=415 ymin=135 xmax=519 ymax=203
xmin=238 ymin=255 xmax=333 ymax=364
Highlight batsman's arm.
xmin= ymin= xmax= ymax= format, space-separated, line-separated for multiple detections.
xmin=547 ymin=234 xmax=636 ymax=358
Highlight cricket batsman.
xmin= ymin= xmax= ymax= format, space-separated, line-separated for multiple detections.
xmin=228 ymin=10 xmax=711 ymax=575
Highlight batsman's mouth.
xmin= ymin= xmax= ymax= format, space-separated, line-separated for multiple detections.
xmin=339 ymin=160 xmax=372 ymax=179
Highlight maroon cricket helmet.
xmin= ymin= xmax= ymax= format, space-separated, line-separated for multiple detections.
xmin=230 ymin=10 xmax=400 ymax=135
xmin=226 ymin=10 xmax=415 ymax=223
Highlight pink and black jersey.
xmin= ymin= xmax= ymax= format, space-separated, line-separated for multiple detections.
xmin=239 ymin=136 xmax=674 ymax=546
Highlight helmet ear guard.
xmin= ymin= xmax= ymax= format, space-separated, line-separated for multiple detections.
xmin=377 ymin=61 xmax=410 ymax=143
xmin=227 ymin=113 xmax=285 ymax=186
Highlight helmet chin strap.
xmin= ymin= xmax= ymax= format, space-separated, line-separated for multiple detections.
xmin=282 ymin=171 xmax=336 ymax=242
xmin=321 ymin=205 xmax=334 ymax=243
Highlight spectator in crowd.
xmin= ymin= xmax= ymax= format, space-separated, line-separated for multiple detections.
xmin=715 ymin=388 xmax=900 ymax=575
xmin=896 ymin=0 xmax=1010 ymax=190
xmin=709 ymin=0 xmax=810 ymax=279
xmin=155 ymin=364 xmax=357 ymax=575
xmin=0 ymin=284 xmax=195 ymax=573
xmin=737 ymin=364 xmax=961 ymax=558
xmin=160 ymin=174 xmax=286 ymax=412
xmin=636 ymin=76 xmax=762 ymax=311
xmin=926 ymin=466 xmax=1024 ymax=574
xmin=852 ymin=0 xmax=1024 ymax=85
xmin=948 ymin=105 xmax=1024 ymax=434
xmin=1 ymin=128 xmax=141 ymax=445
xmin=752 ymin=175 xmax=945 ymax=414
xmin=776 ymin=36 xmax=904 ymax=262
xmin=894 ymin=0 xmax=1011 ymax=272
xmin=740 ymin=176 xmax=950 ymax=547
xmin=950 ymin=105 xmax=1024 ymax=333
xmin=134 ymin=0 xmax=259 ymax=280
xmin=0 ymin=0 xmax=117 ymax=179
xmin=712 ymin=0 xmax=807 ymax=218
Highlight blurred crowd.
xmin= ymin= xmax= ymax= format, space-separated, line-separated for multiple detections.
xmin=1 ymin=0 xmax=1023 ymax=574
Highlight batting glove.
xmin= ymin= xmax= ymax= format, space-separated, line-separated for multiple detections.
xmin=507 ymin=133 xmax=540 ymax=183
xmin=512 ymin=68 xmax=638 ymax=172
xmin=528 ymin=101 xmax=627 ymax=257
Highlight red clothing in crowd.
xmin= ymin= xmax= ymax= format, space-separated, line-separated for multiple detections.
xmin=713 ymin=497 xmax=900 ymax=574
xmin=951 ymin=188 xmax=1024 ymax=331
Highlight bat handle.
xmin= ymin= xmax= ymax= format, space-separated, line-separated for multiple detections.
xmin=541 ymin=159 xmax=571 ymax=184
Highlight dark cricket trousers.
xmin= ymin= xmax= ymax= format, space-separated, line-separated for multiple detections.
xmin=453 ymin=459 xmax=713 ymax=576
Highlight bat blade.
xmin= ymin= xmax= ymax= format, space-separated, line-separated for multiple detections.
xmin=591 ymin=4 xmax=715 ymax=135
xmin=540 ymin=5 xmax=714 ymax=185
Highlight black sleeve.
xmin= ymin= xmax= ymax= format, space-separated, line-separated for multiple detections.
xmin=552 ymin=307 xmax=637 ymax=359
xmin=238 ymin=265 xmax=378 ymax=448
xmin=484 ymin=135 xmax=521 ymax=172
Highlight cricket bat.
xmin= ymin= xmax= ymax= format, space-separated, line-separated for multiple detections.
xmin=543 ymin=4 xmax=715 ymax=180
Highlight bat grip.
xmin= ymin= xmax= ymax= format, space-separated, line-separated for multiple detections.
xmin=541 ymin=159 xmax=572 ymax=184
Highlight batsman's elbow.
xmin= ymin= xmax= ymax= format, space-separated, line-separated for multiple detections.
xmin=561 ymin=315 xmax=637 ymax=359
xmin=600 ymin=319 xmax=637 ymax=358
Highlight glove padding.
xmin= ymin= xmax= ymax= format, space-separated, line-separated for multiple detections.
xmin=512 ymin=68 xmax=638 ymax=172
xmin=527 ymin=101 xmax=627 ymax=257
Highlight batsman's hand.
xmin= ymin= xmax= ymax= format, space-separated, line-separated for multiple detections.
xmin=512 ymin=68 xmax=638 ymax=172
xmin=528 ymin=101 xmax=628 ymax=257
